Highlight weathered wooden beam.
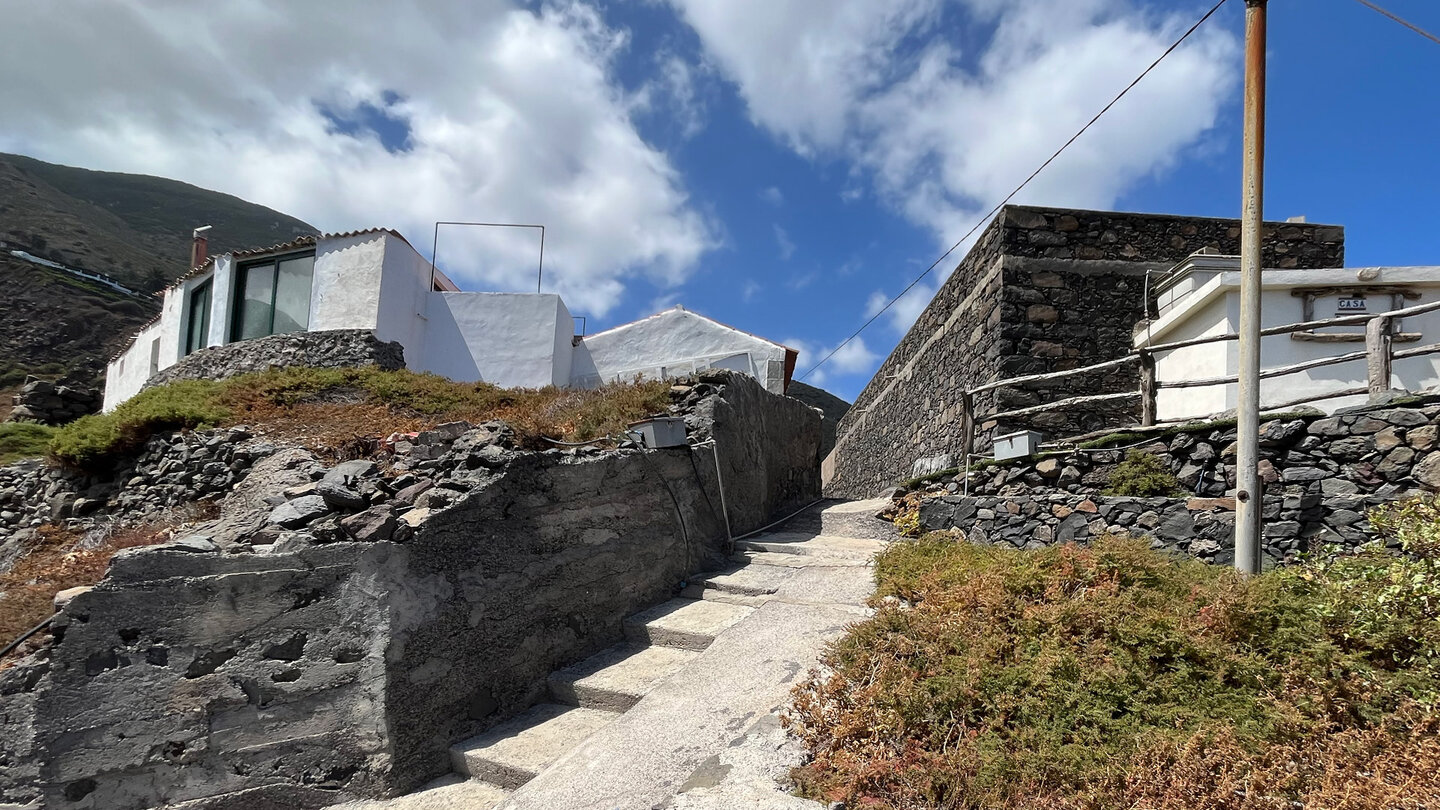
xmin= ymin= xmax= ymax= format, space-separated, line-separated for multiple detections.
xmin=960 ymin=390 xmax=976 ymax=460
xmin=1158 ymin=349 xmax=1370 ymax=390
xmin=1367 ymin=315 xmax=1394 ymax=399
xmin=1389 ymin=342 xmax=1440 ymax=362
xmin=1140 ymin=298 xmax=1440 ymax=355
xmin=1259 ymin=385 xmax=1368 ymax=412
xmin=966 ymin=354 xmax=1138 ymax=396
xmin=1138 ymin=352 xmax=1157 ymax=427
xmin=987 ymin=391 xmax=1139 ymax=423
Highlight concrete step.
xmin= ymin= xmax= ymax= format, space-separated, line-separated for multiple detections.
xmin=449 ymin=703 xmax=616 ymax=790
xmin=548 ymin=644 xmax=699 ymax=712
xmin=623 ymin=599 xmax=753 ymax=651
xmin=336 ymin=774 xmax=508 ymax=809
xmin=735 ymin=532 xmax=888 ymax=558
xmin=731 ymin=550 xmax=873 ymax=569
xmin=819 ymin=498 xmax=898 ymax=541
xmin=680 ymin=563 xmax=793 ymax=604
xmin=502 ymin=600 xmax=865 ymax=809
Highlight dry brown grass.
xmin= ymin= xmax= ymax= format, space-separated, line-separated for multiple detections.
xmin=788 ymin=534 xmax=1440 ymax=810
xmin=52 ymin=367 xmax=677 ymax=469
xmin=0 ymin=521 xmax=178 ymax=666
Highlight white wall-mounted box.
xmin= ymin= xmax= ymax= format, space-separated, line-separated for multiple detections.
xmin=628 ymin=416 xmax=688 ymax=449
xmin=993 ymin=430 xmax=1044 ymax=461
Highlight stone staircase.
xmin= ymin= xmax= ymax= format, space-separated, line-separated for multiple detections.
xmin=341 ymin=498 xmax=894 ymax=810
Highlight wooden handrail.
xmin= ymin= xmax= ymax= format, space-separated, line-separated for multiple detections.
xmin=967 ymin=355 xmax=1138 ymax=396
xmin=1140 ymin=298 xmax=1440 ymax=354
xmin=953 ymin=304 xmax=1440 ymax=457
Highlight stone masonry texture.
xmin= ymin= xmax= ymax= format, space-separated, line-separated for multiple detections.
xmin=826 ymin=204 xmax=1346 ymax=499
xmin=142 ymin=329 xmax=405 ymax=391
xmin=908 ymin=391 xmax=1440 ymax=567
xmin=2 ymin=371 xmax=822 ymax=809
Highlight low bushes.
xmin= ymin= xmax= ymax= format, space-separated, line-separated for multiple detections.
xmin=787 ymin=503 xmax=1440 ymax=809
xmin=0 ymin=423 xmax=55 ymax=466
xmin=1104 ymin=449 xmax=1183 ymax=497
xmin=48 ymin=368 xmax=673 ymax=470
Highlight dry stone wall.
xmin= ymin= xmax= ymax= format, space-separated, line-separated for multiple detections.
xmin=142 ymin=329 xmax=404 ymax=392
xmin=6 ymin=371 xmax=822 ymax=809
xmin=909 ymin=392 xmax=1440 ymax=566
xmin=827 ymin=205 xmax=1346 ymax=499
xmin=6 ymin=378 xmax=100 ymax=425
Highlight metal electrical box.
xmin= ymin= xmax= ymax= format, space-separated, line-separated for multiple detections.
xmin=628 ymin=416 xmax=688 ymax=449
xmin=993 ymin=430 xmax=1043 ymax=461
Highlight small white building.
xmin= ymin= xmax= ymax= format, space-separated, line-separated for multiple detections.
xmin=105 ymin=228 xmax=797 ymax=410
xmin=1138 ymin=253 xmax=1440 ymax=421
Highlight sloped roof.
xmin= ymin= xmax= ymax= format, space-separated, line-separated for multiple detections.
xmin=114 ymin=228 xmax=415 ymax=361
xmin=164 ymin=227 xmax=412 ymax=292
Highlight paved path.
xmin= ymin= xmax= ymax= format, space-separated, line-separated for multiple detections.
xmin=341 ymin=498 xmax=893 ymax=810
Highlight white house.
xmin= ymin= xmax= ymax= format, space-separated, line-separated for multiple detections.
xmin=1138 ymin=252 xmax=1440 ymax=421
xmin=105 ymin=228 xmax=797 ymax=410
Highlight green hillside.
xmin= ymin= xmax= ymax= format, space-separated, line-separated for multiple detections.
xmin=0 ymin=152 xmax=316 ymax=292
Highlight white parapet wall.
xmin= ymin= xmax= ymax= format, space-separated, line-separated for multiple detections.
xmin=418 ymin=292 xmax=573 ymax=388
xmin=570 ymin=306 xmax=794 ymax=394
xmin=1141 ymin=262 xmax=1440 ymax=421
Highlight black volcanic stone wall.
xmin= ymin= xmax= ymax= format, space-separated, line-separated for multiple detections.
xmin=826 ymin=205 xmax=1346 ymax=499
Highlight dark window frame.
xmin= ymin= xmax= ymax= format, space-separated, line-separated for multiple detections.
xmin=229 ymin=250 xmax=316 ymax=342
xmin=184 ymin=277 xmax=213 ymax=356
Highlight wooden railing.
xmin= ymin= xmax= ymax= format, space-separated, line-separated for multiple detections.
xmin=955 ymin=298 xmax=1440 ymax=457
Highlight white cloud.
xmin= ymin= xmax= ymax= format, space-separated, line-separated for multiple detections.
xmin=741 ymin=279 xmax=762 ymax=302
xmin=0 ymin=0 xmax=718 ymax=316
xmin=773 ymin=224 xmax=797 ymax=260
xmin=669 ymin=0 xmax=1239 ymax=330
xmin=786 ymin=336 xmax=881 ymax=386
xmin=759 ymin=186 xmax=784 ymax=206
xmin=637 ymin=51 xmax=707 ymax=139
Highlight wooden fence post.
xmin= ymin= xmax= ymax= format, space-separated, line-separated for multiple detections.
xmin=1366 ymin=314 xmax=1393 ymax=400
xmin=960 ymin=390 xmax=975 ymax=461
xmin=1139 ymin=351 xmax=1157 ymax=426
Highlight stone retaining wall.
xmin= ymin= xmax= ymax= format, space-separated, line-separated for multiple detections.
xmin=918 ymin=490 xmax=1390 ymax=567
xmin=6 ymin=377 xmax=100 ymax=425
xmin=826 ymin=205 xmax=1345 ymax=499
xmin=141 ymin=329 xmax=405 ymax=392
xmin=908 ymin=393 xmax=1440 ymax=566
xmin=8 ymin=371 xmax=823 ymax=809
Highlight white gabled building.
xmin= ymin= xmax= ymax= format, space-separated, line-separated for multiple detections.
xmin=1137 ymin=253 xmax=1440 ymax=421
xmin=105 ymin=228 xmax=796 ymax=410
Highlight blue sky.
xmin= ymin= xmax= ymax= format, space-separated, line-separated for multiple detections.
xmin=1 ymin=0 xmax=1436 ymax=401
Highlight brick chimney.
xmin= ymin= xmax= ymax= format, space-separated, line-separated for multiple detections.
xmin=191 ymin=225 xmax=212 ymax=269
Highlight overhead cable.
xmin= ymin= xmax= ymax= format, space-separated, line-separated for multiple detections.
xmin=799 ymin=0 xmax=1231 ymax=381
xmin=1352 ymin=0 xmax=1440 ymax=46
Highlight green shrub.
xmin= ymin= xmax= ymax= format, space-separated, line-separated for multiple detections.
xmin=0 ymin=423 xmax=56 ymax=465
xmin=48 ymin=367 xmax=673 ymax=469
xmin=50 ymin=380 xmax=229 ymax=469
xmin=1104 ymin=449 xmax=1183 ymax=496
xmin=788 ymin=530 xmax=1440 ymax=809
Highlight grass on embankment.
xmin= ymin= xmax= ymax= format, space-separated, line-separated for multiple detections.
xmin=48 ymin=367 xmax=673 ymax=470
xmin=0 ymin=423 xmax=56 ymax=466
xmin=787 ymin=500 xmax=1440 ymax=809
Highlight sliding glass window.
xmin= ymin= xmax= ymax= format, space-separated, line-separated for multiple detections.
xmin=232 ymin=253 xmax=314 ymax=341
xmin=184 ymin=278 xmax=212 ymax=356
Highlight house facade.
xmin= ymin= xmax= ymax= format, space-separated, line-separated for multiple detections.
xmin=105 ymin=229 xmax=795 ymax=410
xmin=1140 ymin=253 xmax=1440 ymax=420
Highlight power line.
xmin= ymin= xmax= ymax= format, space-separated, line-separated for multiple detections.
xmin=798 ymin=0 xmax=1231 ymax=382
xmin=1352 ymin=0 xmax=1440 ymax=46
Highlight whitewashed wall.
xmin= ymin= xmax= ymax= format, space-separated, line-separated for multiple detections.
xmin=310 ymin=234 xmax=386 ymax=333
xmin=571 ymin=307 xmax=791 ymax=394
xmin=419 ymin=293 xmax=572 ymax=388
xmin=1145 ymin=267 xmax=1440 ymax=421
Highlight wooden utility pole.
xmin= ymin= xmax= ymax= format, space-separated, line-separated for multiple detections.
xmin=1235 ymin=0 xmax=1268 ymax=575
